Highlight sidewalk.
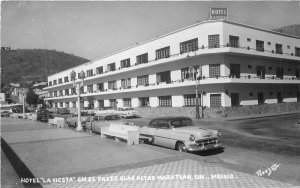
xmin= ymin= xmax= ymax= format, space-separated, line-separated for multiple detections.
xmin=1 ymin=118 xmax=298 ymax=188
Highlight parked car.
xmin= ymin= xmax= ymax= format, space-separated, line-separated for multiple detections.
xmin=1 ymin=110 xmax=10 ymax=117
xmin=37 ymin=109 xmax=53 ymax=122
xmin=94 ymin=107 xmax=117 ymax=114
xmin=81 ymin=107 xmax=95 ymax=115
xmin=117 ymin=107 xmax=140 ymax=118
xmin=83 ymin=113 xmax=124 ymax=134
xmin=139 ymin=116 xmax=222 ymax=152
xmin=66 ymin=112 xmax=91 ymax=128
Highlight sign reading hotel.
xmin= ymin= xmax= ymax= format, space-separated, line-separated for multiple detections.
xmin=210 ymin=8 xmax=228 ymax=20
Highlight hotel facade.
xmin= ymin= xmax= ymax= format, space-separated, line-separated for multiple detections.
xmin=45 ymin=20 xmax=300 ymax=112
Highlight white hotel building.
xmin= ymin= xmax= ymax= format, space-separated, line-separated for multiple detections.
xmin=45 ymin=19 xmax=300 ymax=112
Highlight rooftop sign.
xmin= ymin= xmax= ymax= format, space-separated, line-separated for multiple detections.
xmin=210 ymin=8 xmax=228 ymax=20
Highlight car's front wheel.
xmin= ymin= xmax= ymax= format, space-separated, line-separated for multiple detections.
xmin=176 ymin=142 xmax=187 ymax=152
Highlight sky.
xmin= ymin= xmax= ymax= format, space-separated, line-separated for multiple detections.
xmin=2 ymin=1 xmax=300 ymax=60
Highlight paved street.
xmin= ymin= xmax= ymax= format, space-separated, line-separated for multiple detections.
xmin=1 ymin=115 xmax=300 ymax=187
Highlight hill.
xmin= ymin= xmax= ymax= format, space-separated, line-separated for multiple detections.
xmin=1 ymin=48 xmax=89 ymax=84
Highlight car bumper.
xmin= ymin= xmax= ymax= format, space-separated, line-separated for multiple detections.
xmin=186 ymin=142 xmax=222 ymax=152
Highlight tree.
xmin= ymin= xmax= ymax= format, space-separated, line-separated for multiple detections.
xmin=25 ymin=90 xmax=39 ymax=107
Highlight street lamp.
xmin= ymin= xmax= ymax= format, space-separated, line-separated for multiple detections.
xmin=70 ymin=70 xmax=85 ymax=131
xmin=190 ymin=66 xmax=202 ymax=119
xmin=22 ymin=89 xmax=25 ymax=119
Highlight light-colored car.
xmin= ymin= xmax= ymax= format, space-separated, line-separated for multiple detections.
xmin=84 ymin=113 xmax=124 ymax=134
xmin=66 ymin=112 xmax=91 ymax=128
xmin=94 ymin=107 xmax=117 ymax=114
xmin=139 ymin=116 xmax=222 ymax=152
xmin=117 ymin=107 xmax=140 ymax=118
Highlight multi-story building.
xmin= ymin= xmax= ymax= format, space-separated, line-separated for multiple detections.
xmin=44 ymin=19 xmax=300 ymax=112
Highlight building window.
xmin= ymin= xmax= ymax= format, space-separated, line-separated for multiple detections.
xmin=276 ymin=43 xmax=283 ymax=54
xmin=159 ymin=96 xmax=172 ymax=107
xmin=121 ymin=78 xmax=131 ymax=88
xmin=65 ymin=102 xmax=69 ymax=108
xmin=156 ymin=46 xmax=170 ymax=60
xmin=208 ymin=35 xmax=220 ymax=48
xmin=136 ymin=53 xmax=148 ymax=65
xmin=231 ymin=93 xmax=240 ymax=107
xmin=139 ymin=97 xmax=149 ymax=107
xmin=276 ymin=67 xmax=284 ymax=79
xmin=156 ymin=71 xmax=171 ymax=84
xmin=54 ymin=91 xmax=57 ymax=97
xmin=180 ymin=38 xmax=198 ymax=54
xmin=230 ymin=64 xmax=240 ymax=78
xmin=209 ymin=64 xmax=220 ymax=77
xmin=64 ymin=76 xmax=69 ymax=83
xmin=86 ymin=69 xmax=93 ymax=77
xmin=256 ymin=66 xmax=265 ymax=79
xmin=98 ymin=100 xmax=104 ymax=108
xmin=287 ymin=45 xmax=290 ymax=49
xmin=96 ymin=66 xmax=103 ymax=74
xmin=137 ymin=75 xmax=149 ymax=86
xmin=65 ymin=89 xmax=69 ymax=95
xmin=256 ymin=40 xmax=264 ymax=52
xmin=71 ymin=88 xmax=76 ymax=95
xmin=60 ymin=102 xmax=63 ymax=107
xmin=184 ymin=94 xmax=201 ymax=106
xmin=107 ymin=63 xmax=116 ymax=72
xmin=121 ymin=58 xmax=130 ymax=68
xmin=229 ymin=35 xmax=239 ymax=48
xmin=123 ymin=98 xmax=132 ymax=107
xmin=109 ymin=99 xmax=117 ymax=107
xmin=108 ymin=81 xmax=117 ymax=90
xmin=49 ymin=81 xmax=52 ymax=86
xmin=59 ymin=90 xmax=63 ymax=96
xmin=181 ymin=68 xmax=190 ymax=80
xmin=210 ymin=94 xmax=221 ymax=107
xmin=80 ymin=86 xmax=84 ymax=94
xmin=295 ymin=47 xmax=300 ymax=57
xmin=97 ymin=83 xmax=104 ymax=91
xmin=72 ymin=101 xmax=76 ymax=108
xmin=58 ymin=78 xmax=63 ymax=84
xmin=87 ymin=85 xmax=93 ymax=93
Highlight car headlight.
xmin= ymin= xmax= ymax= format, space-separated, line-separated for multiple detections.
xmin=189 ymin=135 xmax=195 ymax=141
xmin=217 ymin=131 xmax=221 ymax=137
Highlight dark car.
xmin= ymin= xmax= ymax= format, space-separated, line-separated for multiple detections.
xmin=37 ymin=109 xmax=53 ymax=122
xmin=1 ymin=110 xmax=10 ymax=117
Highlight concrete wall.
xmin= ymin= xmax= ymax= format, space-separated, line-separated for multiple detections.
xmin=136 ymin=102 xmax=300 ymax=119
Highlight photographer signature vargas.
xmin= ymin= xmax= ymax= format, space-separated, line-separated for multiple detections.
xmin=256 ymin=164 xmax=281 ymax=177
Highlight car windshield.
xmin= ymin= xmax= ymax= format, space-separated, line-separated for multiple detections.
xmin=170 ymin=119 xmax=195 ymax=128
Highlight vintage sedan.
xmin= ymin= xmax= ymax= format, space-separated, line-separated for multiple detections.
xmin=117 ymin=107 xmax=140 ymax=118
xmin=83 ymin=113 xmax=124 ymax=134
xmin=139 ymin=116 xmax=222 ymax=152
xmin=66 ymin=112 xmax=91 ymax=128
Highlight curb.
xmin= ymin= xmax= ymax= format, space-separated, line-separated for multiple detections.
xmin=1 ymin=137 xmax=42 ymax=188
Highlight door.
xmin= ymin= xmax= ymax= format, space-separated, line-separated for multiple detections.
xmin=277 ymin=92 xmax=283 ymax=103
xmin=258 ymin=92 xmax=264 ymax=104
xmin=256 ymin=66 xmax=265 ymax=79
xmin=152 ymin=120 xmax=174 ymax=148
xmin=230 ymin=64 xmax=240 ymax=78
xmin=231 ymin=93 xmax=240 ymax=107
